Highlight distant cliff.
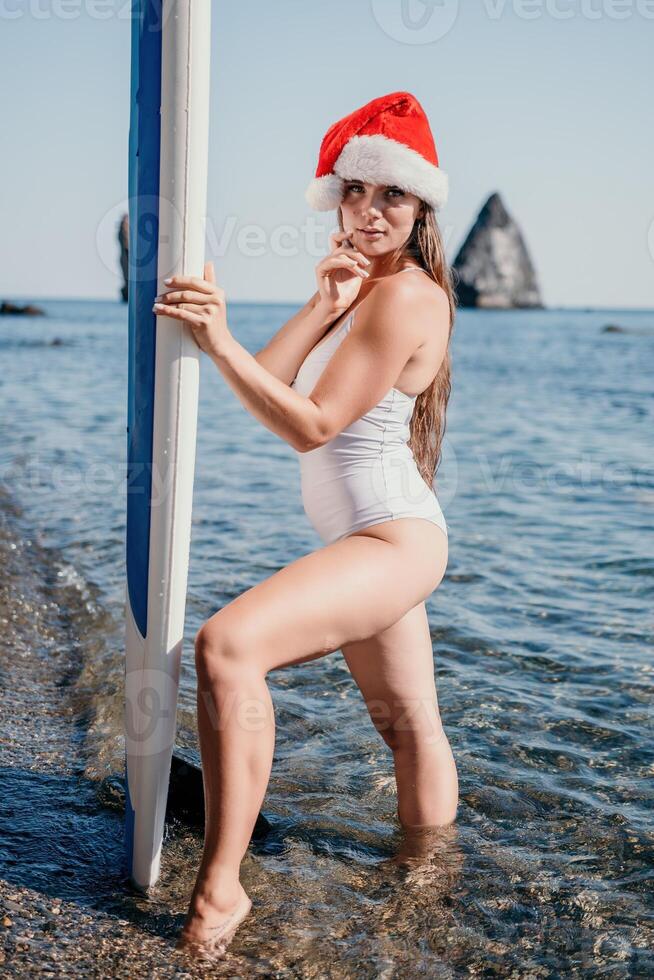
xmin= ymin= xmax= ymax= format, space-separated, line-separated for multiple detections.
xmin=119 ymin=213 xmax=129 ymax=303
xmin=452 ymin=193 xmax=543 ymax=309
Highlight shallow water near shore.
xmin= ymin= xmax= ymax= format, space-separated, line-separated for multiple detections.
xmin=0 ymin=299 xmax=652 ymax=976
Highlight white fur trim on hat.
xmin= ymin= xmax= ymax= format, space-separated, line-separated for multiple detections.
xmin=304 ymin=173 xmax=345 ymax=211
xmin=305 ymin=134 xmax=449 ymax=212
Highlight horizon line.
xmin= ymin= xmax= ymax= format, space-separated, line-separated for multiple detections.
xmin=2 ymin=295 xmax=654 ymax=314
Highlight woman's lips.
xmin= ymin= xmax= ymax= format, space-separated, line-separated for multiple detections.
xmin=359 ymin=229 xmax=384 ymax=238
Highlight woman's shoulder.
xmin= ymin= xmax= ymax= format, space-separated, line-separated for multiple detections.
xmin=350 ymin=267 xmax=446 ymax=354
xmin=390 ymin=265 xmax=448 ymax=301
xmin=360 ymin=265 xmax=446 ymax=315
xmin=356 ymin=266 xmax=448 ymax=338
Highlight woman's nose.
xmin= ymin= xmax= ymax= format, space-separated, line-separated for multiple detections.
xmin=361 ymin=201 xmax=382 ymax=218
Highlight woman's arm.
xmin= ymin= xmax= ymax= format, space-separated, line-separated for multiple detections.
xmin=207 ymin=333 xmax=328 ymax=453
xmin=151 ymin=244 xmax=375 ymax=453
xmin=301 ymin=276 xmax=449 ymax=447
xmin=208 ymin=274 xmax=448 ymax=454
xmin=252 ymin=292 xmax=340 ymax=386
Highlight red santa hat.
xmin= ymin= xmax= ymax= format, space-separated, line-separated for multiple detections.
xmin=305 ymin=91 xmax=449 ymax=212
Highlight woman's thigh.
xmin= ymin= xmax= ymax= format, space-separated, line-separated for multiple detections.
xmin=198 ymin=518 xmax=447 ymax=676
xmin=340 ymin=600 xmax=444 ymax=748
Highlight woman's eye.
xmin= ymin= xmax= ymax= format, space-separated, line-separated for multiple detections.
xmin=344 ymin=184 xmax=403 ymax=196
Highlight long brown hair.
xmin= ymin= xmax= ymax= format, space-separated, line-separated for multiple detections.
xmin=337 ymin=206 xmax=456 ymax=490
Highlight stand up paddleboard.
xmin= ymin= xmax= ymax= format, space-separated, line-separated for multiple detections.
xmin=124 ymin=0 xmax=211 ymax=891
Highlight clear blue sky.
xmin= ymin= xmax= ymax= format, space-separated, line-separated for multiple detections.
xmin=1 ymin=1 xmax=652 ymax=308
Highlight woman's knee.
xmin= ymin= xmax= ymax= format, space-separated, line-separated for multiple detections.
xmin=194 ymin=614 xmax=259 ymax=680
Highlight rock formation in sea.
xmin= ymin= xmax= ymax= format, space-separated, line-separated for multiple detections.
xmin=452 ymin=192 xmax=544 ymax=309
xmin=0 ymin=301 xmax=45 ymax=316
xmin=118 ymin=213 xmax=129 ymax=303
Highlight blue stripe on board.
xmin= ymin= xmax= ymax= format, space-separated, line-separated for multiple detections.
xmin=124 ymin=3 xmax=143 ymax=879
xmin=126 ymin=0 xmax=163 ymax=639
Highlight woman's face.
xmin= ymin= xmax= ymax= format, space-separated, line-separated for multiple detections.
xmin=339 ymin=180 xmax=424 ymax=256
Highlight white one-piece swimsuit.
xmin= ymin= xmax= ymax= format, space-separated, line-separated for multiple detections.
xmin=290 ymin=267 xmax=449 ymax=546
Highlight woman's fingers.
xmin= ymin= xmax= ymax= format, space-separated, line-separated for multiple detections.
xmin=328 ymin=228 xmax=354 ymax=251
xmin=152 ymin=301 xmax=206 ymax=325
xmin=154 ymin=288 xmax=218 ymax=305
xmin=340 ymin=247 xmax=370 ymax=265
xmin=318 ymin=255 xmax=370 ymax=279
xmin=317 ymin=256 xmax=351 ymax=276
xmin=329 ymin=236 xmax=371 ymax=266
xmin=320 ymin=254 xmax=370 ymax=277
xmin=327 ymin=231 xmax=371 ymax=269
xmin=325 ymin=254 xmax=364 ymax=270
xmin=161 ymin=274 xmax=216 ymax=294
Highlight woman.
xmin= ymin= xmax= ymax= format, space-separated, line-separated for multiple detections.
xmin=153 ymin=91 xmax=458 ymax=959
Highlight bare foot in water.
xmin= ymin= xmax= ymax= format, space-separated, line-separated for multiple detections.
xmin=176 ymin=880 xmax=252 ymax=959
